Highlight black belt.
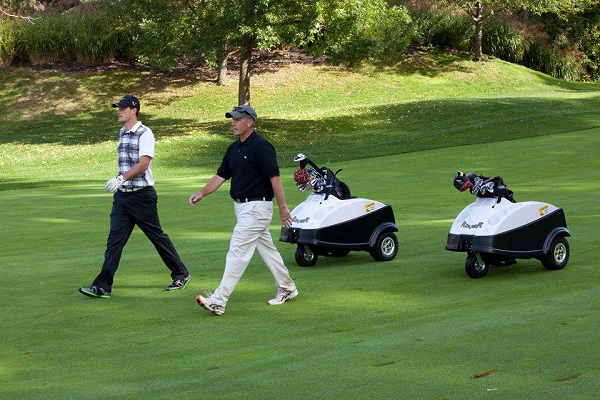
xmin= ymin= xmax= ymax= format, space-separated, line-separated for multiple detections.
xmin=234 ymin=197 xmax=273 ymax=203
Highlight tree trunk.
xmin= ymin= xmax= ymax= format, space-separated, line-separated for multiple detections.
xmin=216 ymin=50 xmax=229 ymax=86
xmin=473 ymin=2 xmax=484 ymax=61
xmin=237 ymin=36 xmax=255 ymax=106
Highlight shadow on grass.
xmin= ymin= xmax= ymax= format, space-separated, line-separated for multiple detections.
xmin=374 ymin=48 xmax=476 ymax=77
xmin=0 ymin=110 xmax=222 ymax=145
xmin=2 ymin=47 xmax=599 ymax=149
xmin=2 ymin=95 xmax=599 ymax=174
xmin=0 ymin=179 xmax=90 ymax=191
xmin=0 ymin=68 xmax=210 ymax=116
xmin=159 ymin=95 xmax=600 ymax=168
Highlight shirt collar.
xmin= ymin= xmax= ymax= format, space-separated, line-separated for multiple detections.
xmin=239 ymin=130 xmax=256 ymax=144
xmin=122 ymin=121 xmax=142 ymax=134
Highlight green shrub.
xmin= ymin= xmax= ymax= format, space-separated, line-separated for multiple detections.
xmin=522 ymin=39 xmax=581 ymax=81
xmin=315 ymin=2 xmax=414 ymax=66
xmin=482 ymin=16 xmax=530 ymax=63
xmin=8 ymin=5 xmax=129 ymax=67
xmin=0 ymin=19 xmax=18 ymax=66
xmin=126 ymin=0 xmax=190 ymax=71
xmin=530 ymin=9 xmax=599 ymax=81
xmin=564 ymin=16 xmax=599 ymax=81
xmin=68 ymin=10 xmax=124 ymax=65
xmin=411 ymin=7 xmax=473 ymax=51
xmin=411 ymin=6 xmax=586 ymax=81
xmin=580 ymin=26 xmax=600 ymax=80
xmin=415 ymin=10 xmax=528 ymax=59
xmin=132 ymin=15 xmax=183 ymax=70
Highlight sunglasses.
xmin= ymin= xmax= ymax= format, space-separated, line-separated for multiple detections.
xmin=232 ymin=106 xmax=255 ymax=119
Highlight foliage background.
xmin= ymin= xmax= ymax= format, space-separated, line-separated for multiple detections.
xmin=1 ymin=0 xmax=599 ymax=80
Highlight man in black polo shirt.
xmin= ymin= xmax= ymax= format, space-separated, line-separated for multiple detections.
xmin=189 ymin=105 xmax=298 ymax=316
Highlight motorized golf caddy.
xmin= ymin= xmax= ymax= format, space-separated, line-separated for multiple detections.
xmin=446 ymin=171 xmax=571 ymax=278
xmin=279 ymin=154 xmax=398 ymax=267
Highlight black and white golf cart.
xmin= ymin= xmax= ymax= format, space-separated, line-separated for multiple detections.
xmin=446 ymin=171 xmax=571 ymax=278
xmin=279 ymin=154 xmax=398 ymax=267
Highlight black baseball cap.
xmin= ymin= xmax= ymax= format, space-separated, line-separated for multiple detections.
xmin=112 ymin=94 xmax=140 ymax=111
xmin=225 ymin=105 xmax=257 ymax=121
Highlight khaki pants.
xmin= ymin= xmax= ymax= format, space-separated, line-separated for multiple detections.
xmin=212 ymin=201 xmax=296 ymax=306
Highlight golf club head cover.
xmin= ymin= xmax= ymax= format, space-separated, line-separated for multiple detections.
xmin=454 ymin=171 xmax=474 ymax=192
xmin=294 ymin=168 xmax=312 ymax=191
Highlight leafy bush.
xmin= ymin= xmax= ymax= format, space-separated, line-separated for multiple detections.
xmin=3 ymin=5 xmax=129 ymax=67
xmin=410 ymin=5 xmax=587 ymax=81
xmin=313 ymin=2 xmax=414 ymax=66
xmin=121 ymin=0 xmax=196 ymax=71
xmin=482 ymin=16 xmax=530 ymax=63
xmin=531 ymin=9 xmax=600 ymax=81
xmin=580 ymin=26 xmax=600 ymax=80
xmin=411 ymin=7 xmax=473 ymax=51
xmin=413 ymin=8 xmax=530 ymax=60
xmin=522 ymin=39 xmax=581 ymax=81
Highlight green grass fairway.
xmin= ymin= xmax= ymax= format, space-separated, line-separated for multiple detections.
xmin=0 ymin=52 xmax=599 ymax=398
xmin=1 ymin=129 xmax=598 ymax=399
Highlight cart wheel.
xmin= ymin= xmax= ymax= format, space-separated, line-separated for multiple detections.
xmin=541 ymin=237 xmax=569 ymax=270
xmin=295 ymin=245 xmax=318 ymax=267
xmin=465 ymin=252 xmax=488 ymax=278
xmin=370 ymin=232 xmax=398 ymax=262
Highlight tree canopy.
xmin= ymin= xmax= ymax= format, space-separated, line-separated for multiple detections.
xmin=125 ymin=0 xmax=412 ymax=105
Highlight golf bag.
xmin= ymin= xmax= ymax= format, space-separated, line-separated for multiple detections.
xmin=454 ymin=171 xmax=515 ymax=203
xmin=295 ymin=158 xmax=352 ymax=200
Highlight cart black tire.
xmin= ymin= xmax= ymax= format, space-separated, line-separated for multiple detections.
xmin=295 ymin=245 xmax=318 ymax=267
xmin=370 ymin=232 xmax=398 ymax=262
xmin=541 ymin=237 xmax=569 ymax=270
xmin=465 ymin=252 xmax=488 ymax=278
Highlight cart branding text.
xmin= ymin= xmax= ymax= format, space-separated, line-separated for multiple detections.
xmin=461 ymin=221 xmax=484 ymax=229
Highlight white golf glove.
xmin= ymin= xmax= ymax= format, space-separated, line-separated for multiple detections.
xmin=105 ymin=175 xmax=125 ymax=192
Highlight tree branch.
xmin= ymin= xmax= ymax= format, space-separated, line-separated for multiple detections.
xmin=0 ymin=6 xmax=37 ymax=23
xmin=184 ymin=0 xmax=199 ymax=18
xmin=467 ymin=2 xmax=492 ymax=22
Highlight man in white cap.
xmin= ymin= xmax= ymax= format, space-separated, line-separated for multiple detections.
xmin=189 ymin=105 xmax=297 ymax=316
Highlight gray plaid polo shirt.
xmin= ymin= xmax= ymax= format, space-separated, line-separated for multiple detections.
xmin=117 ymin=122 xmax=155 ymax=188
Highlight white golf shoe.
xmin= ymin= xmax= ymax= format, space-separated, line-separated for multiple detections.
xmin=267 ymin=288 xmax=298 ymax=305
xmin=196 ymin=291 xmax=225 ymax=316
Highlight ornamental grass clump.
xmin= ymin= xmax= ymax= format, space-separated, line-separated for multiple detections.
xmin=68 ymin=10 xmax=123 ymax=65
xmin=19 ymin=13 xmax=71 ymax=65
xmin=0 ymin=18 xmax=18 ymax=66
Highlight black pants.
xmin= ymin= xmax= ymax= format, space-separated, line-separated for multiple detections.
xmin=93 ymin=186 xmax=188 ymax=291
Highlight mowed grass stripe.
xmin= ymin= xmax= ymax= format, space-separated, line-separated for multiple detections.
xmin=0 ymin=127 xmax=598 ymax=399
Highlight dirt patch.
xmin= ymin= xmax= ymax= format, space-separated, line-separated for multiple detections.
xmin=471 ymin=371 xmax=495 ymax=379
xmin=11 ymin=49 xmax=327 ymax=83
xmin=557 ymin=374 xmax=583 ymax=382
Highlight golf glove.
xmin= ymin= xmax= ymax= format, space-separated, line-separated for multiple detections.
xmin=105 ymin=175 xmax=125 ymax=192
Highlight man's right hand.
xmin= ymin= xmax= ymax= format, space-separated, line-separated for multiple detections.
xmin=105 ymin=175 xmax=125 ymax=192
xmin=189 ymin=192 xmax=203 ymax=207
